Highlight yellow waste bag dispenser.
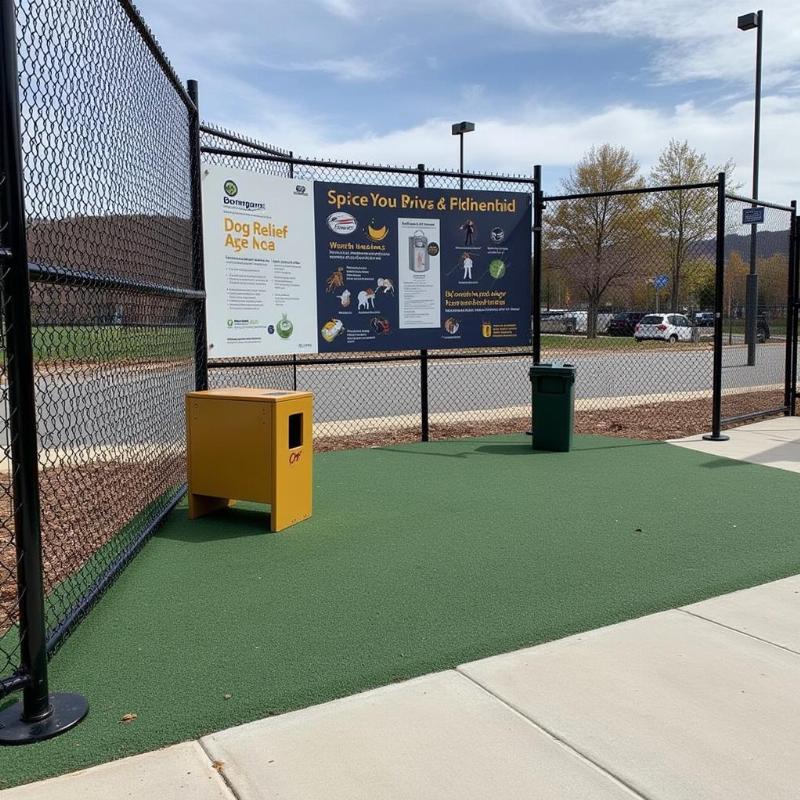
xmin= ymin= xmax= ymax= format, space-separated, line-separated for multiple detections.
xmin=186 ymin=388 xmax=313 ymax=531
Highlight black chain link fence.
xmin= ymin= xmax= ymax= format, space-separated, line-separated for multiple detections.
xmin=0 ymin=0 xmax=198 ymax=690
xmin=721 ymin=196 xmax=794 ymax=424
xmin=200 ymin=133 xmax=799 ymax=447
xmin=539 ymin=184 xmax=720 ymax=439
xmin=0 ymin=270 xmax=17 ymax=679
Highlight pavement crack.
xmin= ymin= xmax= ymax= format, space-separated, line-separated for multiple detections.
xmin=196 ymin=739 xmax=244 ymax=800
xmin=677 ymin=607 xmax=800 ymax=657
xmin=453 ymin=668 xmax=652 ymax=800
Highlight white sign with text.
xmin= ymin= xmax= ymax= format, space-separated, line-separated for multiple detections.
xmin=201 ymin=165 xmax=318 ymax=357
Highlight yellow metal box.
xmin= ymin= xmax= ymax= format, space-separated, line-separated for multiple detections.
xmin=185 ymin=388 xmax=313 ymax=531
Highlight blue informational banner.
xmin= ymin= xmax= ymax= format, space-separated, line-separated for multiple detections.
xmin=314 ymin=182 xmax=532 ymax=351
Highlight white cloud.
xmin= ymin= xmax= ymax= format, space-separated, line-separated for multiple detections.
xmin=234 ymin=93 xmax=799 ymax=201
xmin=557 ymin=0 xmax=800 ymax=89
xmin=316 ymin=0 xmax=360 ymax=21
xmin=478 ymin=0 xmax=557 ymax=32
xmin=259 ymin=56 xmax=395 ymax=81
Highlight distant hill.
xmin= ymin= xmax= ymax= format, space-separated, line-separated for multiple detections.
xmin=692 ymin=229 xmax=792 ymax=262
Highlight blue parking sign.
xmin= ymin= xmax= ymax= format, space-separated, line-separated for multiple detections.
xmin=654 ymin=274 xmax=669 ymax=290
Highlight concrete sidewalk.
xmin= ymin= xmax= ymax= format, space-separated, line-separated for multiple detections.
xmin=670 ymin=415 xmax=800 ymax=474
xmin=5 ymin=574 xmax=800 ymax=800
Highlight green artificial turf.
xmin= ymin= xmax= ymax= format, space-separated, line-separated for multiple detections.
xmin=3 ymin=433 xmax=800 ymax=787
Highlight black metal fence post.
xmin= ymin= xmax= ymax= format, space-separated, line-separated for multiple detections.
xmin=785 ymin=200 xmax=797 ymax=413
xmin=532 ymin=164 xmax=542 ymax=365
xmin=289 ymin=150 xmax=294 ymax=179
xmin=417 ymin=162 xmax=430 ymax=441
xmin=0 ymin=0 xmax=88 ymax=743
xmin=703 ymin=172 xmax=730 ymax=442
xmin=187 ymin=79 xmax=207 ymax=392
xmin=420 ymin=349 xmax=429 ymax=442
xmin=791 ymin=214 xmax=799 ymax=416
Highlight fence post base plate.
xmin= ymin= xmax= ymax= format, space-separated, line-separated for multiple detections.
xmin=0 ymin=692 xmax=88 ymax=745
xmin=701 ymin=433 xmax=730 ymax=442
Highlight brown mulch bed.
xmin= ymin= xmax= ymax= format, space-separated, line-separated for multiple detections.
xmin=314 ymin=389 xmax=789 ymax=450
xmin=575 ymin=389 xmax=786 ymax=440
xmin=1 ymin=453 xmax=184 ymax=637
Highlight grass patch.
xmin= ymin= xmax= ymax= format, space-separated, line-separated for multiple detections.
xmin=541 ymin=334 xmax=711 ymax=351
xmin=1 ymin=325 xmax=193 ymax=364
xmin=2 ymin=433 xmax=800 ymax=788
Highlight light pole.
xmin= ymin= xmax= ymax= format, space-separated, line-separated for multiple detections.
xmin=451 ymin=121 xmax=475 ymax=190
xmin=738 ymin=9 xmax=762 ymax=367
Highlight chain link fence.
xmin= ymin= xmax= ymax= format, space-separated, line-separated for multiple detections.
xmin=200 ymin=134 xmax=799 ymax=447
xmin=539 ymin=184 xmax=720 ymax=439
xmin=721 ymin=196 xmax=794 ymax=424
xmin=0 ymin=0 xmax=199 ymax=704
xmin=0 ymin=269 xmax=17 ymax=679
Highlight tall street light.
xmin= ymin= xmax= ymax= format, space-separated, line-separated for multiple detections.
xmin=738 ymin=9 xmax=762 ymax=367
xmin=451 ymin=121 xmax=475 ymax=190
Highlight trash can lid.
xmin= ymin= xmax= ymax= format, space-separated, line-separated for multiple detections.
xmin=530 ymin=361 xmax=575 ymax=369
xmin=529 ymin=362 xmax=576 ymax=379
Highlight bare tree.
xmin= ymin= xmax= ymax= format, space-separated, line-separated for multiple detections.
xmin=546 ymin=144 xmax=651 ymax=337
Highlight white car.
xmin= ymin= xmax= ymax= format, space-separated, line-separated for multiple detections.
xmin=568 ymin=310 xmax=612 ymax=334
xmin=634 ymin=313 xmax=695 ymax=343
xmin=540 ymin=310 xmax=571 ymax=333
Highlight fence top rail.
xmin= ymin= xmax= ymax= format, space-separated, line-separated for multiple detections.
xmin=544 ymin=181 xmax=718 ymax=203
xmin=199 ymin=146 xmax=537 ymax=186
xmin=724 ymin=192 xmax=795 ymax=214
xmin=199 ymin=124 xmax=291 ymax=157
xmin=118 ymin=0 xmax=195 ymax=113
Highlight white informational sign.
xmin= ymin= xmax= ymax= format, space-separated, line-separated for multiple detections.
xmin=201 ymin=165 xmax=318 ymax=357
xmin=397 ymin=218 xmax=441 ymax=329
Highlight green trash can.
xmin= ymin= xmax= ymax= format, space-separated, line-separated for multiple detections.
xmin=530 ymin=362 xmax=576 ymax=452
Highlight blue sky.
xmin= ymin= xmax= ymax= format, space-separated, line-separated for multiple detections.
xmin=138 ymin=0 xmax=800 ymax=199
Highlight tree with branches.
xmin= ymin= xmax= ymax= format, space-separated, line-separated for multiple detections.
xmin=545 ymin=144 xmax=652 ymax=337
xmin=650 ymin=139 xmax=734 ymax=311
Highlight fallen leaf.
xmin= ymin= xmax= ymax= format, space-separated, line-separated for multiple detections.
xmin=212 ymin=761 xmax=225 ymax=772
xmin=223 ymin=693 xmax=232 ymax=700
xmin=120 ymin=713 xmax=137 ymax=723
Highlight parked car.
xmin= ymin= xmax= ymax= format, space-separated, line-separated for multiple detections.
xmin=634 ymin=313 xmax=695 ymax=343
xmin=693 ymin=311 xmax=714 ymax=327
xmin=567 ymin=310 xmax=613 ymax=334
xmin=608 ymin=312 xmax=645 ymax=336
xmin=540 ymin=310 xmax=572 ymax=333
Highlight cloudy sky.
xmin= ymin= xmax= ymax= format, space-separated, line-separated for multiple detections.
xmin=138 ymin=0 xmax=800 ymax=199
